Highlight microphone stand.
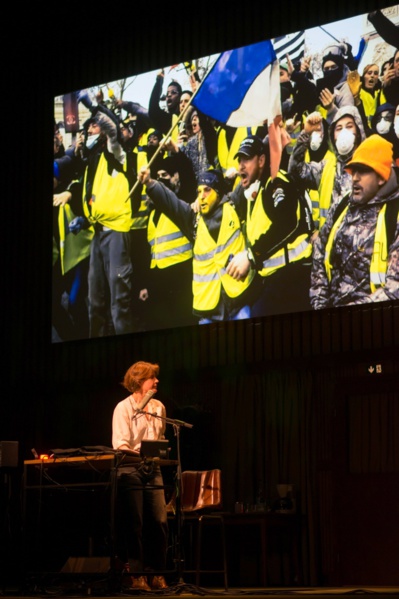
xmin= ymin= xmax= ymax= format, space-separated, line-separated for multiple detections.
xmin=149 ymin=412 xmax=205 ymax=593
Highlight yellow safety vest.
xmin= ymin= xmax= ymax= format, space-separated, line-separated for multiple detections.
xmin=136 ymin=128 xmax=168 ymax=152
xmin=138 ymin=129 xmax=155 ymax=146
xmin=359 ymin=88 xmax=380 ymax=129
xmin=83 ymin=153 xmax=133 ymax=232
xmin=131 ymin=197 xmax=150 ymax=230
xmin=58 ymin=203 xmax=94 ymax=275
xmin=305 ymin=148 xmax=337 ymax=231
xmin=246 ymin=172 xmax=312 ymax=278
xmin=132 ymin=147 xmax=155 ymax=230
xmin=147 ymin=211 xmax=192 ymax=269
xmin=134 ymin=129 xmax=170 ymax=230
xmin=324 ymin=203 xmax=392 ymax=292
xmin=192 ymin=202 xmax=255 ymax=311
xmin=379 ymin=89 xmax=387 ymax=104
xmin=316 ymin=105 xmax=328 ymax=120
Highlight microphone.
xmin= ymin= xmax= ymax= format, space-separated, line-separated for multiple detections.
xmin=136 ymin=389 xmax=156 ymax=411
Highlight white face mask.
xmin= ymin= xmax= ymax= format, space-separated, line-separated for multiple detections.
xmin=86 ymin=134 xmax=99 ymax=149
xmin=244 ymin=180 xmax=260 ymax=201
xmin=394 ymin=116 xmax=399 ymax=138
xmin=310 ymin=131 xmax=323 ymax=151
xmin=376 ymin=119 xmax=391 ymax=136
xmin=335 ymin=128 xmax=356 ymax=155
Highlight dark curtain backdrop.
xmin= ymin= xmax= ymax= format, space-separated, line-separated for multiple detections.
xmin=162 ymin=360 xmax=399 ymax=585
xmin=159 ymin=364 xmax=334 ymax=585
xmin=218 ymin=367 xmax=317 ymax=585
xmin=170 ymin=364 xmax=399 ymax=585
xmin=348 ymin=390 xmax=399 ymax=474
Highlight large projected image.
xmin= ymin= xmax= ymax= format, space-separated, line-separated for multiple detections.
xmin=52 ymin=5 xmax=399 ymax=342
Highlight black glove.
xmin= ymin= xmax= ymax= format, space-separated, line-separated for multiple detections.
xmin=68 ymin=216 xmax=89 ymax=235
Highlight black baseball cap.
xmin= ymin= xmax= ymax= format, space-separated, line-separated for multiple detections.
xmin=234 ymin=135 xmax=266 ymax=159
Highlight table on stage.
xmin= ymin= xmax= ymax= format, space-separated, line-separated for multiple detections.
xmin=222 ymin=511 xmax=302 ymax=587
xmin=22 ymin=453 xmax=178 ymax=574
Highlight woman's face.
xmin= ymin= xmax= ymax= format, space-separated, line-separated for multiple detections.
xmin=140 ymin=376 xmax=159 ymax=395
xmin=180 ymin=92 xmax=192 ymax=113
xmin=191 ymin=113 xmax=200 ymax=134
xmin=363 ymin=65 xmax=379 ymax=90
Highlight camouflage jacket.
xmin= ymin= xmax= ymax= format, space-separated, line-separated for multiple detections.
xmin=310 ymin=168 xmax=399 ymax=309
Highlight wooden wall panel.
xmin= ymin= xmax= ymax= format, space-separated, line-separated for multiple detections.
xmin=290 ymin=313 xmax=302 ymax=358
xmin=29 ymin=302 xmax=397 ymax=389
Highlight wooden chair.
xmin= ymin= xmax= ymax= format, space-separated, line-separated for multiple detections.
xmin=168 ymin=469 xmax=228 ymax=589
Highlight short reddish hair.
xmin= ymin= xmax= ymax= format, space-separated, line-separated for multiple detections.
xmin=122 ymin=361 xmax=160 ymax=393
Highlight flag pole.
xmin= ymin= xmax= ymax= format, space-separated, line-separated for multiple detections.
xmin=318 ymin=25 xmax=341 ymax=43
xmin=124 ymin=64 xmax=214 ymax=202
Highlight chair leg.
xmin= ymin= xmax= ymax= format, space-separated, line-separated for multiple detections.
xmin=195 ymin=519 xmax=203 ymax=587
xmin=221 ymin=518 xmax=228 ymax=590
xmin=195 ymin=516 xmax=228 ymax=590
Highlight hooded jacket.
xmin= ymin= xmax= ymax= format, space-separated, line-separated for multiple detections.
xmin=370 ymin=103 xmax=399 ymax=161
xmin=288 ymin=106 xmax=366 ymax=221
xmin=310 ymin=168 xmax=399 ymax=308
xmin=317 ymin=63 xmax=355 ymax=111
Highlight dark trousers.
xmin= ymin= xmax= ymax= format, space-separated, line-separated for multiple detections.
xmin=88 ymin=229 xmax=136 ymax=337
xmin=115 ymin=465 xmax=168 ymax=573
xmin=251 ymin=261 xmax=312 ymax=318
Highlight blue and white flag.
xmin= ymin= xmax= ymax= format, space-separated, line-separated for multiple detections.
xmin=192 ymin=39 xmax=281 ymax=129
xmin=273 ymin=30 xmax=305 ymax=64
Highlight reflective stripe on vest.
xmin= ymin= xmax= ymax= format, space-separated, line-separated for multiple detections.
xmin=147 ymin=211 xmax=192 ymax=269
xmin=246 ymin=172 xmax=311 ymax=277
xmin=325 ymin=204 xmax=390 ymax=292
xmin=193 ymin=203 xmax=254 ymax=311
xmin=370 ymin=204 xmax=390 ymax=292
xmin=305 ymin=149 xmax=336 ymax=230
xmin=262 ymin=234 xmax=312 ymax=273
xmin=131 ymin=197 xmax=150 ymax=230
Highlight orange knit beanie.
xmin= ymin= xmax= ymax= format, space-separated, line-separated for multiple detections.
xmin=345 ymin=134 xmax=393 ymax=181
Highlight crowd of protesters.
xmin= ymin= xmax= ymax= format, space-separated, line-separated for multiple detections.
xmin=52 ymin=8 xmax=399 ymax=341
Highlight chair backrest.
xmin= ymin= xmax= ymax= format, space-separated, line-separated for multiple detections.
xmin=181 ymin=469 xmax=222 ymax=512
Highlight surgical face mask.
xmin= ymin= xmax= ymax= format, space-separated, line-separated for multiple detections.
xmin=86 ymin=134 xmax=99 ymax=149
xmin=244 ymin=180 xmax=260 ymax=201
xmin=335 ymin=128 xmax=356 ymax=155
xmin=394 ymin=116 xmax=399 ymax=138
xmin=376 ymin=119 xmax=391 ymax=135
xmin=310 ymin=131 xmax=323 ymax=151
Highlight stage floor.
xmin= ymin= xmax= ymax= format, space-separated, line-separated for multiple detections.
xmin=2 ymin=582 xmax=399 ymax=599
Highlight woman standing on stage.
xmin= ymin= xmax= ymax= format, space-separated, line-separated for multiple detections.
xmin=112 ymin=360 xmax=168 ymax=591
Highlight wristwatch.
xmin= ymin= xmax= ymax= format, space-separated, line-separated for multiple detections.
xmin=247 ymin=247 xmax=256 ymax=269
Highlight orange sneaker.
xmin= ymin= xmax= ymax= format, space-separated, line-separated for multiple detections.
xmin=128 ymin=575 xmax=151 ymax=591
xmin=151 ymin=575 xmax=168 ymax=589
